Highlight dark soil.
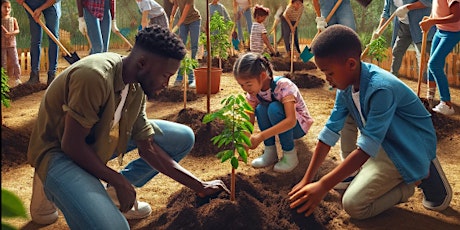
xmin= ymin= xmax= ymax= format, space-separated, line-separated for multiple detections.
xmin=285 ymin=72 xmax=326 ymax=89
xmin=271 ymin=57 xmax=317 ymax=72
xmin=7 ymin=83 xmax=47 ymax=101
xmin=151 ymin=88 xmax=201 ymax=102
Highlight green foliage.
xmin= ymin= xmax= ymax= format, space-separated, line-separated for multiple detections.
xmin=199 ymin=12 xmax=234 ymax=61
xmin=179 ymin=54 xmax=199 ymax=77
xmin=203 ymin=94 xmax=254 ymax=169
xmin=1 ymin=68 xmax=10 ymax=108
xmin=368 ymin=36 xmax=388 ymax=62
xmin=2 ymin=188 xmax=28 ymax=230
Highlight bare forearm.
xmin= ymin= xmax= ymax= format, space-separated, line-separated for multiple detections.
xmin=262 ymin=34 xmax=275 ymax=53
xmin=301 ymin=141 xmax=330 ymax=183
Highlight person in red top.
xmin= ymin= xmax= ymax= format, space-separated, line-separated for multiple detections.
xmin=76 ymin=0 xmax=120 ymax=54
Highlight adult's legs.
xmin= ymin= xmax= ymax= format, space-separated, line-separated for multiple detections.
xmin=44 ymin=153 xmax=130 ymax=229
xmin=391 ymin=22 xmax=412 ymax=76
xmin=281 ymin=17 xmax=291 ymax=53
xmin=25 ymin=0 xmax=43 ymax=77
xmin=118 ymin=120 xmax=195 ymax=187
xmin=327 ymin=0 xmax=356 ymax=31
xmin=42 ymin=2 xmax=60 ymax=84
xmin=175 ymin=23 xmax=191 ymax=83
xmin=187 ymin=19 xmax=201 ymax=83
xmin=84 ymin=8 xmax=105 ymax=54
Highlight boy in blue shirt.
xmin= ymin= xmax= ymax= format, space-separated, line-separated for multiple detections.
xmin=289 ymin=25 xmax=452 ymax=219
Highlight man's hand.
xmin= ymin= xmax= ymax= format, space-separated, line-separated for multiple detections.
xmin=315 ymin=16 xmax=327 ymax=32
xmin=78 ymin=17 xmax=87 ymax=35
xmin=289 ymin=180 xmax=329 ymax=217
xmin=32 ymin=9 xmax=42 ymax=22
xmin=111 ymin=19 xmax=120 ymax=33
xmin=197 ymin=180 xmax=230 ymax=197
xmin=112 ymin=178 xmax=137 ymax=213
xmin=394 ymin=5 xmax=409 ymax=19
xmin=372 ymin=30 xmax=380 ymax=40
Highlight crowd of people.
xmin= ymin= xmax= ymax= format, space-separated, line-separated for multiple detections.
xmin=1 ymin=0 xmax=459 ymax=229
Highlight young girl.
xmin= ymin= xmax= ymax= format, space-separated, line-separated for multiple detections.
xmin=250 ymin=5 xmax=277 ymax=56
xmin=136 ymin=0 xmax=168 ymax=29
xmin=282 ymin=0 xmax=304 ymax=59
xmin=420 ymin=0 xmax=460 ymax=115
xmin=233 ymin=52 xmax=314 ymax=173
xmin=1 ymin=0 xmax=21 ymax=86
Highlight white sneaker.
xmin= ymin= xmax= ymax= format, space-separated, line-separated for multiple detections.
xmin=273 ymin=149 xmax=299 ymax=173
xmin=106 ymin=186 xmax=152 ymax=219
xmin=432 ymin=101 xmax=455 ymax=115
xmin=188 ymin=81 xmax=196 ymax=89
xmin=30 ymin=173 xmax=59 ymax=225
xmin=14 ymin=79 xmax=22 ymax=86
xmin=251 ymin=145 xmax=278 ymax=168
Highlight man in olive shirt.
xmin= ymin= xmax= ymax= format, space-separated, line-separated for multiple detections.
xmin=28 ymin=25 xmax=228 ymax=228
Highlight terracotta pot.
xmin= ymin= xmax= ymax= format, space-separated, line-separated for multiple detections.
xmin=193 ymin=67 xmax=222 ymax=94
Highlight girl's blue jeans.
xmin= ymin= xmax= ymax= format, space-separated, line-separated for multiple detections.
xmin=427 ymin=29 xmax=460 ymax=102
xmin=25 ymin=0 xmax=61 ymax=75
xmin=175 ymin=19 xmax=201 ymax=83
xmin=43 ymin=120 xmax=194 ymax=229
xmin=236 ymin=7 xmax=252 ymax=43
xmin=256 ymin=101 xmax=305 ymax=151
xmin=84 ymin=0 xmax=112 ymax=54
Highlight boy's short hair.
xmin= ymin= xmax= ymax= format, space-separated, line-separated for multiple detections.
xmin=135 ymin=25 xmax=186 ymax=61
xmin=311 ymin=25 xmax=362 ymax=62
xmin=253 ymin=5 xmax=270 ymax=18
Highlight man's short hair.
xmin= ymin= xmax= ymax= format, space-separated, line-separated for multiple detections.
xmin=311 ymin=25 xmax=362 ymax=62
xmin=135 ymin=25 xmax=186 ymax=61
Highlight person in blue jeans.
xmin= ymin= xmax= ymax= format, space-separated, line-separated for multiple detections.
xmin=27 ymin=25 xmax=228 ymax=228
xmin=233 ymin=0 xmax=252 ymax=47
xmin=289 ymin=25 xmax=452 ymax=220
xmin=233 ymin=52 xmax=314 ymax=173
xmin=170 ymin=0 xmax=201 ymax=88
xmin=76 ymin=0 xmax=120 ymax=55
xmin=313 ymin=0 xmax=356 ymax=31
xmin=16 ymin=0 xmax=60 ymax=85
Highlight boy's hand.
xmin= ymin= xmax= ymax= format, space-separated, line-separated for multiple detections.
xmin=289 ymin=180 xmax=329 ymax=217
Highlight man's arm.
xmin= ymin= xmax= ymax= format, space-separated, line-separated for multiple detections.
xmin=61 ymin=113 xmax=136 ymax=212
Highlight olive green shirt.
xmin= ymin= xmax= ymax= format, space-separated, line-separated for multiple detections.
xmin=28 ymin=52 xmax=159 ymax=181
xmin=176 ymin=0 xmax=201 ymax=25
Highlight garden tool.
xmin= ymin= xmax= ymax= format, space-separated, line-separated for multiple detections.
xmin=361 ymin=12 xmax=396 ymax=59
xmin=290 ymin=30 xmax=295 ymax=73
xmin=417 ymin=25 xmax=429 ymax=97
xmin=23 ymin=3 xmax=80 ymax=64
xmin=270 ymin=6 xmax=284 ymax=52
xmin=115 ymin=30 xmax=133 ymax=50
xmin=300 ymin=0 xmax=342 ymax=62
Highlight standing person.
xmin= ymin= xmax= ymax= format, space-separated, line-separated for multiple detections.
xmin=313 ymin=0 xmax=356 ymax=32
xmin=250 ymin=5 xmax=277 ymax=56
xmin=136 ymin=0 xmax=168 ymax=29
xmin=170 ymin=0 xmax=201 ymax=88
xmin=76 ymin=0 xmax=120 ymax=55
xmin=28 ymin=25 xmax=229 ymax=228
xmin=1 ymin=0 xmax=21 ymax=86
xmin=378 ymin=0 xmax=434 ymax=78
xmin=233 ymin=0 xmax=252 ymax=47
xmin=289 ymin=25 xmax=452 ymax=220
xmin=420 ymin=0 xmax=460 ymax=115
xmin=210 ymin=0 xmax=230 ymax=22
xmin=281 ymin=0 xmax=304 ymax=59
xmin=16 ymin=0 xmax=60 ymax=85
xmin=233 ymin=52 xmax=314 ymax=173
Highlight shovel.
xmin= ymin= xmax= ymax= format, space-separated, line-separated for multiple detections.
xmin=23 ymin=3 xmax=80 ymax=64
xmin=269 ymin=6 xmax=284 ymax=52
xmin=300 ymin=0 xmax=343 ymax=62
xmin=417 ymin=28 xmax=429 ymax=97
xmin=361 ymin=12 xmax=396 ymax=59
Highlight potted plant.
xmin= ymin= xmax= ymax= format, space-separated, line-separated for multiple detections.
xmin=178 ymin=55 xmax=198 ymax=109
xmin=195 ymin=11 xmax=233 ymax=95
xmin=203 ymin=94 xmax=254 ymax=201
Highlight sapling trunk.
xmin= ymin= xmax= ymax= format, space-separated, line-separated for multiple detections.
xmin=231 ymin=167 xmax=236 ymax=201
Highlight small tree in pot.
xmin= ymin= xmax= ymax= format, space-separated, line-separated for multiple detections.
xmin=203 ymin=94 xmax=254 ymax=201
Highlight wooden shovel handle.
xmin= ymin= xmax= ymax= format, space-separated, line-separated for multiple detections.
xmin=417 ymin=31 xmax=429 ymax=97
xmin=311 ymin=0 xmax=343 ymax=44
xmin=22 ymin=3 xmax=72 ymax=56
xmin=115 ymin=30 xmax=133 ymax=49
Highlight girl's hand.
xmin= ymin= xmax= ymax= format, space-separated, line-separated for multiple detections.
xmin=249 ymin=133 xmax=264 ymax=149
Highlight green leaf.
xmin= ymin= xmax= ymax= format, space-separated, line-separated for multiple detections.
xmin=237 ymin=146 xmax=248 ymax=163
xmin=230 ymin=157 xmax=239 ymax=169
xmin=220 ymin=150 xmax=234 ymax=163
xmin=241 ymin=134 xmax=251 ymax=147
xmin=1 ymin=189 xmax=27 ymax=218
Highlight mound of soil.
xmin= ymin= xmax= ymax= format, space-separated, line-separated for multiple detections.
xmin=151 ymin=88 xmax=201 ymax=102
xmin=1 ymin=125 xmax=29 ymax=171
xmin=142 ymin=173 xmax=342 ymax=230
xmin=7 ymin=83 xmax=47 ymax=101
xmin=285 ymin=73 xmax=325 ymax=89
xmin=271 ymin=57 xmax=317 ymax=72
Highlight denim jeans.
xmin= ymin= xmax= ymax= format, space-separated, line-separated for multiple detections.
xmin=175 ymin=19 xmax=201 ymax=83
xmin=43 ymin=119 xmax=194 ymax=228
xmin=84 ymin=0 xmax=112 ymax=54
xmin=255 ymin=101 xmax=305 ymax=151
xmin=236 ymin=7 xmax=252 ymax=43
xmin=281 ymin=18 xmax=300 ymax=53
xmin=320 ymin=0 xmax=356 ymax=31
xmin=427 ymin=29 xmax=460 ymax=102
xmin=25 ymin=0 xmax=61 ymax=75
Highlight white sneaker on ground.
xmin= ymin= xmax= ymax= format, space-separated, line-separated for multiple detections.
xmin=14 ymin=79 xmax=22 ymax=86
xmin=273 ymin=149 xmax=299 ymax=173
xmin=30 ymin=173 xmax=59 ymax=225
xmin=106 ymin=185 xmax=152 ymax=219
xmin=432 ymin=101 xmax=455 ymax=115
xmin=188 ymin=81 xmax=196 ymax=89
xmin=251 ymin=145 xmax=278 ymax=168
